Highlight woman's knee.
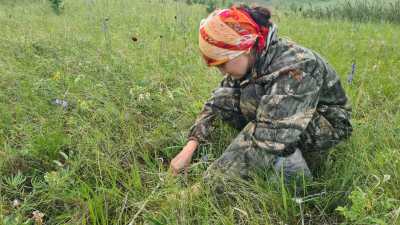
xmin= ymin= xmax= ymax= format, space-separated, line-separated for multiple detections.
xmin=273 ymin=148 xmax=312 ymax=180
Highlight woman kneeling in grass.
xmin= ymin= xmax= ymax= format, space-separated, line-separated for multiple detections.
xmin=170 ymin=5 xmax=352 ymax=190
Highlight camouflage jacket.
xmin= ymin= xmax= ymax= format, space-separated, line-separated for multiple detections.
xmin=188 ymin=25 xmax=351 ymax=155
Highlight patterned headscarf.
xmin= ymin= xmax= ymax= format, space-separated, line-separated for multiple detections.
xmin=199 ymin=6 xmax=270 ymax=66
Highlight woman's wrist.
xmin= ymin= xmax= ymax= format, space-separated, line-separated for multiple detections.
xmin=188 ymin=137 xmax=199 ymax=146
xmin=185 ymin=140 xmax=199 ymax=154
xmin=188 ymin=139 xmax=199 ymax=145
xmin=188 ymin=136 xmax=199 ymax=143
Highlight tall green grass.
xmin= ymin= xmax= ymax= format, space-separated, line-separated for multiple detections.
xmin=290 ymin=0 xmax=400 ymax=24
xmin=0 ymin=0 xmax=399 ymax=224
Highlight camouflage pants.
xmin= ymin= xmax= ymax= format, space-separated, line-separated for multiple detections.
xmin=203 ymin=105 xmax=352 ymax=190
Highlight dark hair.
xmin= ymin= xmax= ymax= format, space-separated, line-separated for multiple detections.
xmin=237 ymin=4 xmax=272 ymax=27
xmin=235 ymin=5 xmax=273 ymax=73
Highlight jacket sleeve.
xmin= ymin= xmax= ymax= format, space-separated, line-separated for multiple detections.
xmin=228 ymin=54 xmax=324 ymax=155
xmin=187 ymin=76 xmax=245 ymax=143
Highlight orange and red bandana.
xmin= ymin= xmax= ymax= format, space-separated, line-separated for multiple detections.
xmin=199 ymin=6 xmax=269 ymax=66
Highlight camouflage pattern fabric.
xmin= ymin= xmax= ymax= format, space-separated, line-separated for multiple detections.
xmin=187 ymin=27 xmax=352 ymax=186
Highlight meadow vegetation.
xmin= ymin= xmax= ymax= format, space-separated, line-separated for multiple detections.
xmin=288 ymin=0 xmax=400 ymax=24
xmin=0 ymin=0 xmax=399 ymax=224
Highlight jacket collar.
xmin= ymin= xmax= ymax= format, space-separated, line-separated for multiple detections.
xmin=239 ymin=24 xmax=279 ymax=87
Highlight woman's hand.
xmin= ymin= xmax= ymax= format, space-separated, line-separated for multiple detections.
xmin=170 ymin=140 xmax=199 ymax=176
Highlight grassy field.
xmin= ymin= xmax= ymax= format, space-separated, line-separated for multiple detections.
xmin=291 ymin=0 xmax=400 ymax=24
xmin=0 ymin=0 xmax=399 ymax=224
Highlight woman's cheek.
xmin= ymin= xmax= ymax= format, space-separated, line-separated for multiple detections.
xmin=235 ymin=63 xmax=248 ymax=76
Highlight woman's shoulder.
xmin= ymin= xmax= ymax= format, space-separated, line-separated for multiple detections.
xmin=263 ymin=38 xmax=318 ymax=74
xmin=279 ymin=38 xmax=316 ymax=61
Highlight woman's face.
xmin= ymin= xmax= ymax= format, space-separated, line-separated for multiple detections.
xmin=216 ymin=53 xmax=253 ymax=80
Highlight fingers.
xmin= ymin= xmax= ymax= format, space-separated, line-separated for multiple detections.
xmin=169 ymin=148 xmax=194 ymax=177
xmin=169 ymin=162 xmax=190 ymax=177
xmin=172 ymin=168 xmax=178 ymax=176
xmin=170 ymin=163 xmax=179 ymax=176
xmin=183 ymin=165 xmax=189 ymax=178
xmin=169 ymin=160 xmax=183 ymax=177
